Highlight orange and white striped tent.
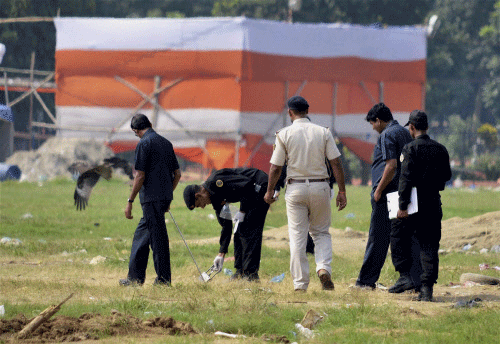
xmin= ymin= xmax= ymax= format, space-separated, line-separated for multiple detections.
xmin=54 ymin=17 xmax=426 ymax=171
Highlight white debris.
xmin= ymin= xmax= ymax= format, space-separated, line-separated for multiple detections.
xmin=89 ymin=255 xmax=107 ymax=265
xmin=214 ymin=331 xmax=246 ymax=339
xmin=295 ymin=323 xmax=314 ymax=339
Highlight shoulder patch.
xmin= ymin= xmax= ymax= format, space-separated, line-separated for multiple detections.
xmin=400 ymin=153 xmax=405 ymax=163
xmin=216 ymin=179 xmax=223 ymax=187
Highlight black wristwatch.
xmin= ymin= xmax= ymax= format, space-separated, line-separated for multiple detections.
xmin=128 ymin=199 xmax=134 ymax=203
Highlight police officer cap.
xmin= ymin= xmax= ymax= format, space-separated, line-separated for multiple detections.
xmin=287 ymin=96 xmax=309 ymax=112
xmin=405 ymin=110 xmax=428 ymax=130
xmin=183 ymin=185 xmax=198 ymax=210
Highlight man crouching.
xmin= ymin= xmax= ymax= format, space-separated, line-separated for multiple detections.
xmin=183 ymin=168 xmax=270 ymax=282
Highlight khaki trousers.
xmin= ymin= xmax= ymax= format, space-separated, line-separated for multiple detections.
xmin=285 ymin=181 xmax=332 ymax=290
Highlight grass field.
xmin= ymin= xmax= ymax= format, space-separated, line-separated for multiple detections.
xmin=1 ymin=179 xmax=499 ymax=343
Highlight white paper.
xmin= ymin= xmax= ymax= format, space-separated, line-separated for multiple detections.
xmin=387 ymin=187 xmax=418 ymax=219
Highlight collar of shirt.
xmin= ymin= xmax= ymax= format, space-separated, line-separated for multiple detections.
xmin=381 ymin=120 xmax=400 ymax=134
xmin=415 ymin=134 xmax=430 ymax=140
xmin=292 ymin=118 xmax=310 ymax=125
xmin=140 ymin=128 xmax=155 ymax=140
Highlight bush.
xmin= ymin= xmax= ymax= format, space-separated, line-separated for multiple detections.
xmin=473 ymin=152 xmax=500 ymax=180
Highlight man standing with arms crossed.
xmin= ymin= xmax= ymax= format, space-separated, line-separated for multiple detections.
xmin=390 ymin=110 xmax=451 ymax=301
xmin=121 ymin=114 xmax=181 ymax=286
xmin=264 ymin=96 xmax=347 ymax=292
xmin=355 ymin=103 xmax=421 ymax=291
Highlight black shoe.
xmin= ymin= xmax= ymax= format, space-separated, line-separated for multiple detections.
xmin=243 ymin=272 xmax=260 ymax=282
xmin=354 ymin=281 xmax=376 ymax=290
xmin=153 ymin=277 xmax=171 ymax=287
xmin=417 ymin=285 xmax=433 ymax=302
xmin=388 ymin=274 xmax=416 ymax=294
xmin=230 ymin=270 xmax=243 ymax=281
xmin=119 ymin=278 xmax=143 ymax=287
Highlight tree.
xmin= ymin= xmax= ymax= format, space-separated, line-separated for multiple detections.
xmin=438 ymin=115 xmax=479 ymax=167
xmin=478 ymin=1 xmax=500 ymax=122
xmin=426 ymin=0 xmax=498 ymax=125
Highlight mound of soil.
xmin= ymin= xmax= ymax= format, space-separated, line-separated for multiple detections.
xmin=6 ymin=138 xmax=114 ymax=182
xmin=0 ymin=311 xmax=196 ymax=343
xmin=260 ymin=211 xmax=500 ymax=255
xmin=440 ymin=211 xmax=500 ymax=251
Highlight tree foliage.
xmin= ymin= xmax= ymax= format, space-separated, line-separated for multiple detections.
xmin=426 ymin=0 xmax=499 ymax=124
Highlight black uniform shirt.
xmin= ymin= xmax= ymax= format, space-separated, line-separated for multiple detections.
xmin=399 ymin=134 xmax=452 ymax=211
xmin=371 ymin=120 xmax=412 ymax=193
xmin=135 ymin=129 xmax=179 ymax=204
xmin=203 ymin=167 xmax=268 ymax=253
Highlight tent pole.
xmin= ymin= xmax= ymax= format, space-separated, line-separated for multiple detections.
xmin=282 ymin=81 xmax=289 ymax=127
xmin=421 ymin=82 xmax=426 ymax=110
xmin=331 ymin=82 xmax=338 ymax=134
xmin=3 ymin=72 xmax=8 ymax=104
xmin=29 ymin=51 xmax=35 ymax=150
xmin=379 ymin=81 xmax=384 ymax=103
xmin=234 ymin=136 xmax=240 ymax=168
xmin=359 ymin=81 xmax=377 ymax=105
xmin=151 ymin=75 xmax=161 ymax=127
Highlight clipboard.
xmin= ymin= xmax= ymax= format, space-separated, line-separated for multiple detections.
xmin=387 ymin=187 xmax=418 ymax=219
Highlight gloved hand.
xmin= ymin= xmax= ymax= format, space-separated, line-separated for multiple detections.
xmin=213 ymin=255 xmax=224 ymax=272
xmin=233 ymin=211 xmax=245 ymax=223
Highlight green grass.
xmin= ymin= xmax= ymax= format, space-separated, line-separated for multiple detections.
xmin=0 ymin=179 xmax=499 ymax=343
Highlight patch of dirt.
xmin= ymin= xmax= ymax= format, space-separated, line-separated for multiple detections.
xmin=440 ymin=211 xmax=500 ymax=251
xmin=0 ymin=311 xmax=197 ymax=343
xmin=259 ymin=211 xmax=500 ymax=256
xmin=262 ymin=225 xmax=368 ymax=256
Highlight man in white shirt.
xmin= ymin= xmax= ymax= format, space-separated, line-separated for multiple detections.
xmin=264 ymin=96 xmax=347 ymax=292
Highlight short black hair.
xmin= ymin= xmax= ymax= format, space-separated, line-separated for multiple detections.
xmin=183 ymin=184 xmax=202 ymax=210
xmin=131 ymin=114 xmax=152 ymax=130
xmin=365 ymin=103 xmax=393 ymax=123
xmin=287 ymin=96 xmax=309 ymax=113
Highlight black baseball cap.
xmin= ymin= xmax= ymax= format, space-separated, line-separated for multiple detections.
xmin=405 ymin=110 xmax=428 ymax=130
xmin=183 ymin=185 xmax=199 ymax=210
xmin=287 ymin=96 xmax=309 ymax=112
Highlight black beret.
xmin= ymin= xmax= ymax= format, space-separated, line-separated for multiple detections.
xmin=405 ymin=110 xmax=428 ymax=130
xmin=183 ymin=185 xmax=198 ymax=210
xmin=287 ymin=96 xmax=309 ymax=112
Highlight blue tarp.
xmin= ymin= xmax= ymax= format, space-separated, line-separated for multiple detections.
xmin=0 ymin=105 xmax=13 ymax=122
xmin=0 ymin=163 xmax=21 ymax=181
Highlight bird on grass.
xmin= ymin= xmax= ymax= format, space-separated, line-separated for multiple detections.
xmin=71 ymin=157 xmax=134 ymax=211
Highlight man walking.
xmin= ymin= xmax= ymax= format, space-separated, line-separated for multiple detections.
xmin=264 ymin=96 xmax=347 ymax=292
xmin=120 ymin=114 xmax=181 ymax=286
xmin=183 ymin=167 xmax=270 ymax=281
xmin=355 ymin=103 xmax=421 ymax=291
xmin=390 ymin=110 xmax=451 ymax=301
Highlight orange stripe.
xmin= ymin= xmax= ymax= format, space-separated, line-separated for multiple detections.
xmin=57 ymin=77 xmax=422 ymax=114
xmin=56 ymin=50 xmax=425 ymax=82
xmin=56 ymin=76 xmax=241 ymax=109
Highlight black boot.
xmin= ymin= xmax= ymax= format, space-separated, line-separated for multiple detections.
xmin=388 ymin=273 xmax=416 ymax=293
xmin=230 ymin=269 xmax=243 ymax=281
xmin=418 ymin=285 xmax=433 ymax=302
